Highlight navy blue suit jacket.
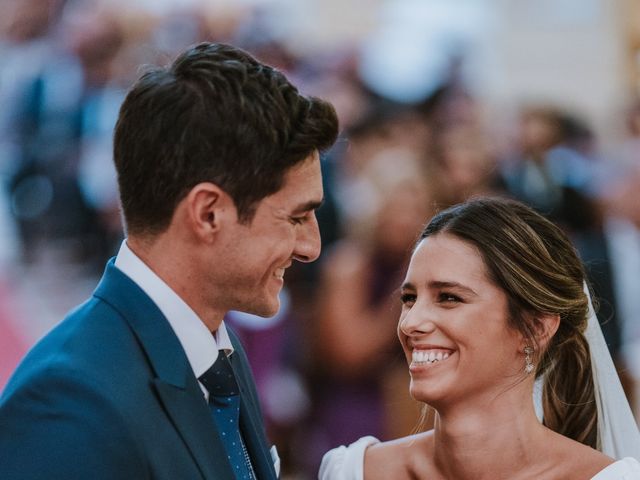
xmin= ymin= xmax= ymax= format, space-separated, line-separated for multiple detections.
xmin=0 ymin=260 xmax=278 ymax=480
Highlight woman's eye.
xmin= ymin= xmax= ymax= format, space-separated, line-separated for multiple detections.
xmin=400 ymin=293 xmax=416 ymax=306
xmin=438 ymin=292 xmax=461 ymax=303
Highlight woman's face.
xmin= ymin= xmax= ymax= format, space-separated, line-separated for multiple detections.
xmin=398 ymin=233 xmax=524 ymax=409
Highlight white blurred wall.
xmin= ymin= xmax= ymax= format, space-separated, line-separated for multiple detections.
xmin=485 ymin=0 xmax=627 ymax=145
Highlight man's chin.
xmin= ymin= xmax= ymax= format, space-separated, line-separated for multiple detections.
xmin=250 ymin=298 xmax=281 ymax=319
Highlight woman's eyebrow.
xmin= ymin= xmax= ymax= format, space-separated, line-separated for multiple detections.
xmin=428 ymin=281 xmax=478 ymax=296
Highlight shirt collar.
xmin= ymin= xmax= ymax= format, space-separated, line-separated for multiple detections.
xmin=113 ymin=240 xmax=233 ymax=379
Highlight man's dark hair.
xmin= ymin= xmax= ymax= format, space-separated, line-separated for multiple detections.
xmin=114 ymin=42 xmax=339 ymax=235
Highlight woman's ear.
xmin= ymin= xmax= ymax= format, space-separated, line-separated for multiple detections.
xmin=534 ymin=313 xmax=561 ymax=350
xmin=519 ymin=312 xmax=560 ymax=353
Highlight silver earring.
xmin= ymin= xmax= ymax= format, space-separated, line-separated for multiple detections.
xmin=524 ymin=346 xmax=535 ymax=374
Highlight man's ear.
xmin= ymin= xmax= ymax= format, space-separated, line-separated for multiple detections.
xmin=183 ymin=182 xmax=233 ymax=241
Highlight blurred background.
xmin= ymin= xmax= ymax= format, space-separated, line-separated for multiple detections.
xmin=1 ymin=0 xmax=640 ymax=477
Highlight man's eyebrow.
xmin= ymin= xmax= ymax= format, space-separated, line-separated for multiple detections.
xmin=293 ymin=199 xmax=324 ymax=214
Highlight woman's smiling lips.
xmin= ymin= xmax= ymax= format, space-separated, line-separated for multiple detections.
xmin=408 ymin=344 xmax=456 ymax=372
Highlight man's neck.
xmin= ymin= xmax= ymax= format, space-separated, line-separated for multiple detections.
xmin=126 ymin=236 xmax=225 ymax=332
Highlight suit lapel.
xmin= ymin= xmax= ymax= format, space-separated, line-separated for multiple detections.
xmin=93 ymin=260 xmax=235 ymax=480
xmin=154 ymin=378 xmax=236 ymax=480
xmin=239 ymin=397 xmax=277 ymax=480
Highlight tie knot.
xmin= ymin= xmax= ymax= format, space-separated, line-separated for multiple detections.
xmin=199 ymin=351 xmax=239 ymax=397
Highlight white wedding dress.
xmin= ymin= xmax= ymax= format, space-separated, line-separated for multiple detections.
xmin=319 ymin=436 xmax=640 ymax=480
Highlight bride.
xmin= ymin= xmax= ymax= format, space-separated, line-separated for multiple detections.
xmin=320 ymin=197 xmax=640 ymax=479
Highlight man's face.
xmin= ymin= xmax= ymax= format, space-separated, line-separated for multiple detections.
xmin=214 ymin=151 xmax=323 ymax=317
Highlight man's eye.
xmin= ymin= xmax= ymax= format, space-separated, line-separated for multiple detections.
xmin=290 ymin=216 xmax=305 ymax=225
xmin=400 ymin=293 xmax=416 ymax=306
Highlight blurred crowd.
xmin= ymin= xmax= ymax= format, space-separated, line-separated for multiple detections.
xmin=1 ymin=0 xmax=640 ymax=478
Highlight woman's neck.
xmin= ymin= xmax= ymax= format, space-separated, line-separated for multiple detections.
xmin=430 ymin=389 xmax=550 ymax=480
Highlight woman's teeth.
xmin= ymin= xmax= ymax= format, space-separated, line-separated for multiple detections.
xmin=412 ymin=349 xmax=451 ymax=365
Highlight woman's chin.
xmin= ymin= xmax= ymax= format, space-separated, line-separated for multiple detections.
xmin=409 ymin=382 xmax=445 ymax=406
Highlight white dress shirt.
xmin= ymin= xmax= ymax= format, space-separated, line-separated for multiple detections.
xmin=114 ymin=240 xmax=233 ymax=399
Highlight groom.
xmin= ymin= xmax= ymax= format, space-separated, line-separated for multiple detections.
xmin=0 ymin=42 xmax=338 ymax=479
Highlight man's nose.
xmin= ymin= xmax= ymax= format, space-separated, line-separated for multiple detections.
xmin=293 ymin=214 xmax=321 ymax=263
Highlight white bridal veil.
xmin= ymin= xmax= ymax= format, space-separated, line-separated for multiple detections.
xmin=584 ymin=285 xmax=640 ymax=459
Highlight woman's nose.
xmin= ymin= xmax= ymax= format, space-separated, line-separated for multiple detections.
xmin=398 ymin=305 xmax=437 ymax=336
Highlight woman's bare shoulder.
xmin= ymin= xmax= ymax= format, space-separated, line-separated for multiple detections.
xmin=542 ymin=431 xmax=614 ymax=479
xmin=364 ymin=431 xmax=435 ymax=480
